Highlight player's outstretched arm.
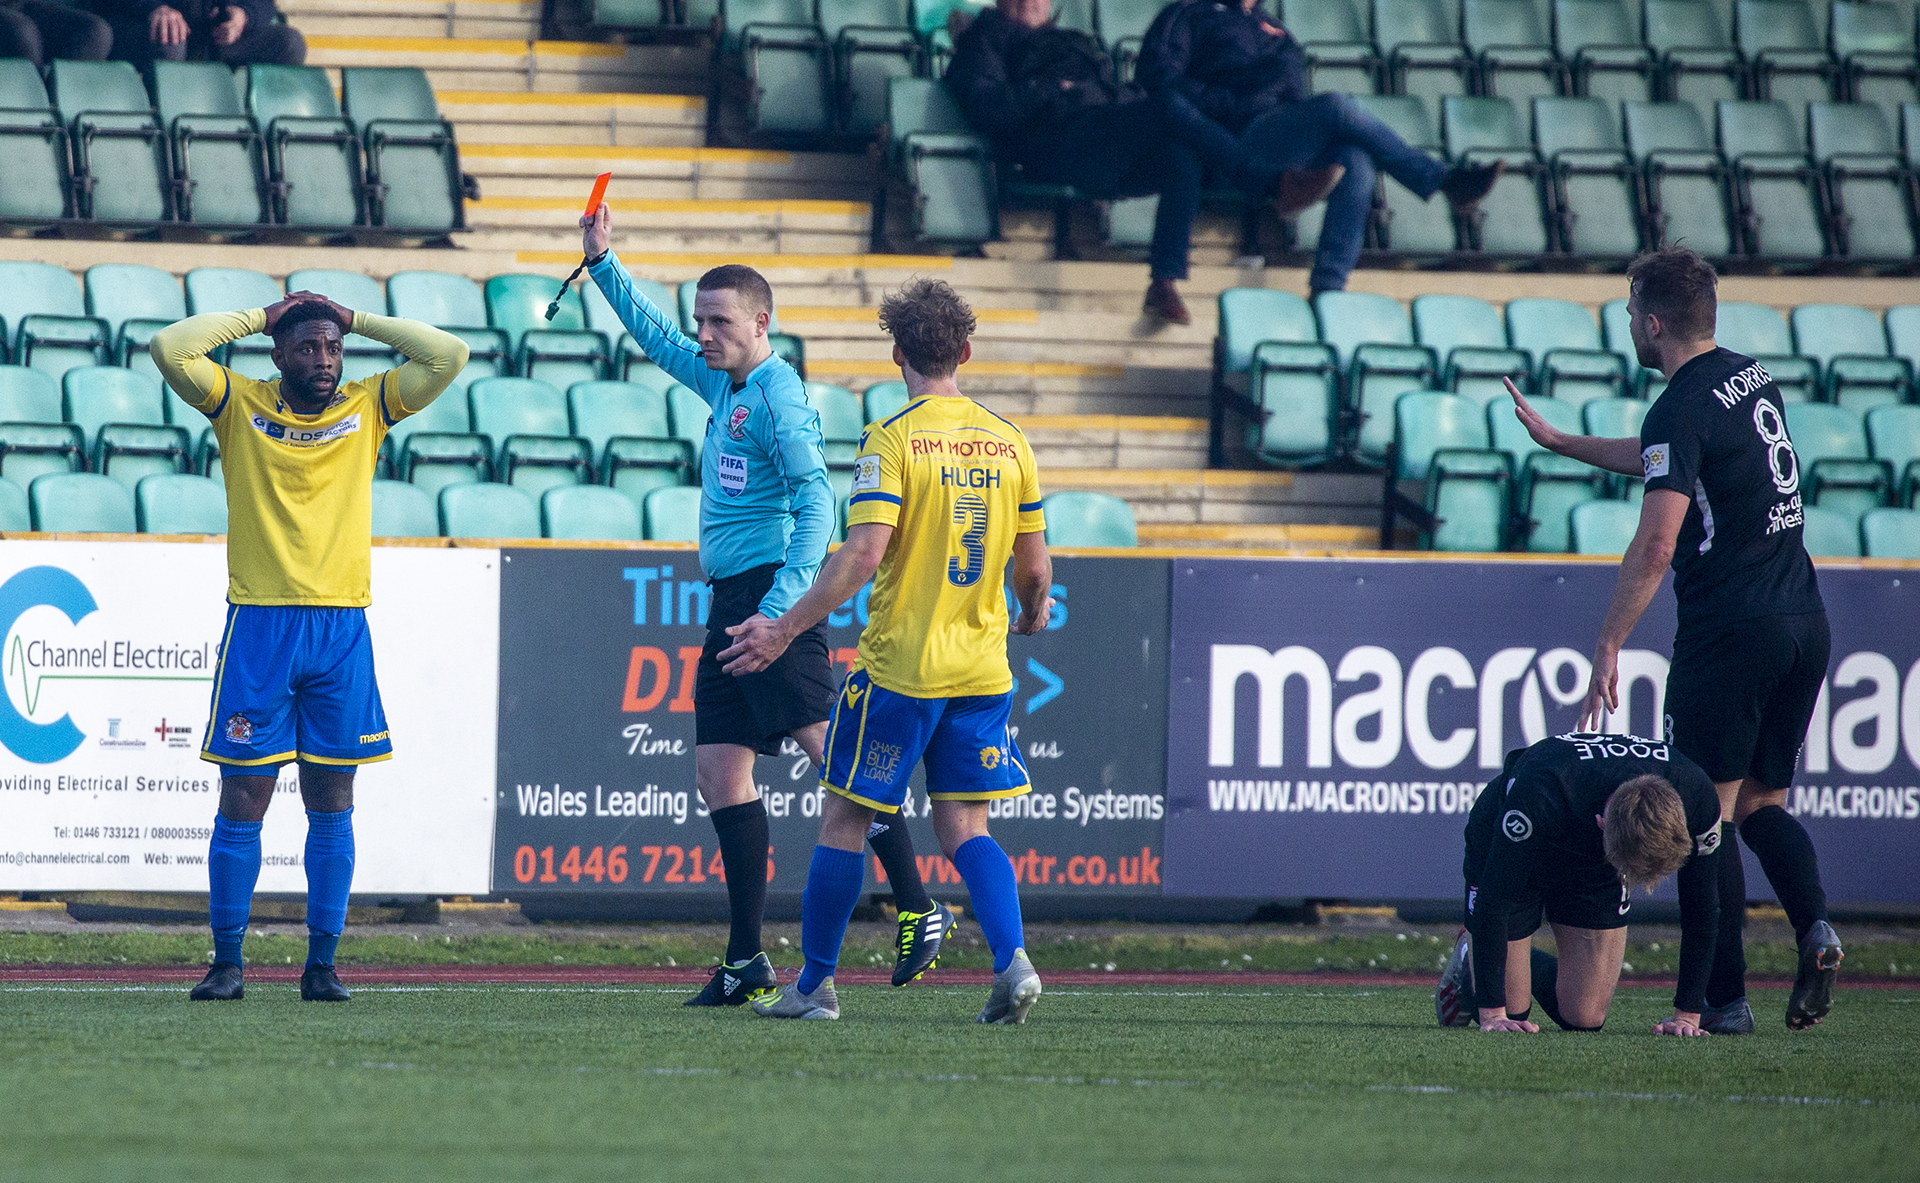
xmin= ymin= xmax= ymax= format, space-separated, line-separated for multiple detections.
xmin=1578 ymin=488 xmax=1687 ymax=730
xmin=580 ymin=204 xmax=717 ymax=400
xmin=718 ymin=523 xmax=893 ymax=675
xmin=1504 ymin=378 xmax=1643 ymax=476
xmin=1009 ymin=530 xmax=1053 ymax=635
xmin=1654 ymin=842 xmax=1719 ymax=1037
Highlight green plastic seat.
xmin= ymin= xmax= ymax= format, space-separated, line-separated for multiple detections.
xmin=439 ymin=482 xmax=538 ymax=539
xmin=152 ymin=62 xmax=268 ymax=227
xmin=1488 ymin=393 xmax=1580 ymax=464
xmin=644 ymin=483 xmax=702 ymax=540
xmin=1718 ymin=99 xmax=1829 ymax=259
xmin=1278 ymin=0 xmax=1379 ymax=95
xmin=341 ymin=67 xmax=462 ymax=233
xmin=1534 ymin=96 xmax=1646 ymax=258
xmin=588 ymin=0 xmax=677 ymax=27
xmin=1217 ymin=288 xmax=1319 ymax=384
xmin=1218 ymin=289 xmax=1336 ymax=465
xmin=0 ymin=365 xmax=63 ymax=423
xmin=1570 ymin=498 xmax=1641 ymax=553
xmin=1554 ymin=0 xmax=1654 ymax=106
xmin=389 ymin=270 xmax=489 ymax=326
xmin=886 ymin=77 xmax=996 ymax=247
xmin=1506 ymin=298 xmax=1625 ymax=408
xmin=0 ymin=262 xmax=105 ymax=379
xmin=1715 ymin=302 xmax=1820 ymax=400
xmin=468 ymin=377 xmax=591 ymax=494
xmin=0 ymin=421 xmax=85 ymax=487
xmin=1734 ymin=0 xmax=1838 ymax=138
xmin=1861 ymin=507 xmax=1920 ymax=557
xmin=1643 ymin=0 xmax=1744 ymax=134
xmin=1791 ymin=303 xmax=1909 ymax=409
xmin=1374 ymin=0 xmax=1475 ymax=108
xmin=383 ymin=386 xmax=480 ymax=490
xmin=1317 ymin=291 xmax=1437 ymax=466
xmin=1787 ymin=400 xmax=1870 ymax=462
xmin=1599 ymin=297 xmax=1643 ymax=381
xmin=1516 ymin=453 xmax=1602 ymax=551
xmin=1801 ymin=504 xmax=1862 ymax=555
xmin=135 ymin=473 xmax=227 ymax=534
xmin=542 ymin=484 xmax=643 ymax=541
xmin=1441 ymin=96 xmax=1551 ymax=255
xmin=86 ymin=263 xmax=186 ymax=376
xmin=1865 ymin=403 xmax=1920 ymax=505
xmin=48 ymin=61 xmax=168 ymax=225
xmin=863 ymin=380 xmax=910 ymax=423
xmin=245 ymin=64 xmax=365 ymax=228
xmin=0 ymin=58 xmax=72 ymax=230
xmin=1394 ymin=390 xmax=1494 ymax=480
xmin=1787 ymin=401 xmax=1888 ymax=521
xmin=1349 ymin=95 xmax=1458 ymax=252
xmin=183 ymin=267 xmax=281 ymax=372
xmin=568 ymin=380 xmax=672 ymax=465
xmin=807 ymin=382 xmax=864 ymax=443
xmin=487 ymin=273 xmax=585 ymax=368
xmin=822 ymin=0 xmax=921 ymax=135
xmin=0 ymin=475 xmax=26 ymax=530
xmin=724 ymin=0 xmax=833 ymax=136
xmin=1463 ymin=0 xmax=1564 ymax=136
xmin=667 ymin=383 xmax=710 ymax=463
xmin=1041 ymin=490 xmax=1138 ymax=547
xmin=371 ymin=478 xmax=437 ymax=537
xmin=1888 ymin=305 xmax=1920 ymax=375
xmin=1582 ymin=396 xmax=1650 ymax=438
xmin=1623 ymin=100 xmax=1736 ymax=255
xmin=30 ymin=471 xmax=135 ymax=532
xmin=1807 ymin=102 xmax=1916 ymax=260
xmin=1412 ymin=296 xmax=1523 ymax=396
xmin=1831 ymin=1 xmax=1919 ymax=130
xmin=580 ymin=274 xmax=675 ymax=379
xmin=63 ymin=365 xmax=165 ymax=451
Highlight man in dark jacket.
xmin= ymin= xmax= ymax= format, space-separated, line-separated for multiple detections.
xmin=0 ymin=0 xmax=110 ymax=67
xmin=89 ymin=0 xmax=303 ymax=71
xmin=946 ymin=0 xmax=1301 ymax=324
xmin=1138 ymin=0 xmax=1499 ymax=297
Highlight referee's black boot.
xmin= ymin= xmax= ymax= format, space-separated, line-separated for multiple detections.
xmin=189 ymin=961 xmax=245 ymax=1001
xmin=685 ymin=952 xmax=778 ymax=1006
xmin=300 ymin=963 xmax=352 ymax=1002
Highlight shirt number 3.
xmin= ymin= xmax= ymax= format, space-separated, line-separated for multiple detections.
xmin=947 ymin=493 xmax=989 ymax=587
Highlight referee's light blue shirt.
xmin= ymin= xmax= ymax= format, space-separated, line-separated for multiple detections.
xmin=588 ymin=250 xmax=833 ymax=620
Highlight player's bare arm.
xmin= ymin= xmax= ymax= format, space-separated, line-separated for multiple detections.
xmin=1010 ymin=530 xmax=1054 ymax=636
xmin=1579 ymin=489 xmax=1689 ymax=730
xmin=719 ymin=523 xmax=894 ymax=674
xmin=1504 ymin=378 xmax=1644 ymax=476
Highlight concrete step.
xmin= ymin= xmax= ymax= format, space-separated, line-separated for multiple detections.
xmin=459 ymin=196 xmax=870 ymax=255
xmin=461 ymin=145 xmax=879 ymax=203
xmin=1133 ymin=522 xmax=1381 ymax=552
xmin=440 ymin=90 xmax=705 ymax=148
xmin=1009 ymin=414 xmax=1208 ymax=471
xmin=1038 ymin=468 xmax=1384 ymax=527
xmin=281 ymin=0 xmax=542 ymax=40
xmin=305 ymin=36 xmax=707 ymax=93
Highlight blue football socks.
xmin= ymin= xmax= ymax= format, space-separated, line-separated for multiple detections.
xmin=207 ymin=813 xmax=263 ymax=967
xmin=953 ymin=835 xmax=1025 ymax=973
xmin=797 ymin=845 xmax=865 ymax=995
xmin=304 ymin=807 xmax=356 ymax=967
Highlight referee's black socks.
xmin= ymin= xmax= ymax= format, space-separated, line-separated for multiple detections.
xmin=1739 ymin=805 xmax=1830 ymax=944
xmin=867 ymin=820 xmax=933 ymax=915
xmin=711 ymin=800 xmax=770 ymax=965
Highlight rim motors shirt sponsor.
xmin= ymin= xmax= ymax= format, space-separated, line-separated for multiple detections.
xmin=1639 ymin=347 xmax=1824 ymax=637
xmin=151 ymin=308 xmax=468 ymax=606
xmin=845 ymin=395 xmax=1046 ymax=698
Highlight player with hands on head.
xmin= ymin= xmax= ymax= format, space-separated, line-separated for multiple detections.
xmin=150 ymin=282 xmax=468 ymax=1004
xmin=579 ymin=203 xmax=953 ymax=1003
xmin=1435 ymin=732 xmax=1723 ymax=1037
xmin=731 ymin=278 xmax=1052 ymax=1023
xmin=1501 ymin=247 xmax=1840 ymax=1034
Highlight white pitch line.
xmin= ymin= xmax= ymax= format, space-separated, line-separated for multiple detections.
xmin=1367 ymin=1084 xmax=1915 ymax=1109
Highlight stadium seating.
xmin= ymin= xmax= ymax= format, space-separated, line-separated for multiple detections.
xmin=884 ymin=76 xmax=996 ymax=249
xmin=49 ymin=61 xmax=169 ymax=226
xmin=30 ymin=472 xmax=135 ymax=533
xmin=340 ymin=68 xmax=464 ymax=234
xmin=1535 ymin=96 xmax=1646 ymax=258
xmin=1042 ymin=490 xmax=1139 ymax=547
xmin=470 ymin=377 xmax=594 ymax=495
xmin=1801 ymin=503 xmax=1863 ymax=554
xmin=439 ymin=481 xmax=539 ymax=538
xmin=152 ymin=62 xmax=269 ymax=229
xmin=372 ymin=478 xmax=438 ymax=537
xmin=1391 ymin=390 xmax=1509 ymax=551
xmin=720 ymin=0 xmax=835 ymax=139
xmin=1506 ymin=298 xmax=1625 ymax=409
xmin=821 ymin=0 xmax=922 ymax=136
xmin=1442 ymin=96 xmax=1552 ymax=256
xmin=1788 ymin=400 xmax=1892 ymax=520
xmin=0 ymin=476 xmax=25 ymax=530
xmin=1866 ymin=403 xmax=1920 ymax=505
xmin=1832 ymin=2 xmax=1919 ymax=128
xmin=0 ymin=261 xmax=105 ymax=380
xmin=1624 ymin=100 xmax=1738 ymax=257
xmin=183 ymin=268 xmax=281 ymax=380
xmin=1281 ymin=0 xmax=1380 ymax=96
xmin=1791 ymin=303 xmax=1911 ymax=409
xmin=542 ymin=484 xmax=643 ymax=540
xmin=1570 ymin=498 xmax=1640 ymax=553
xmin=644 ymin=484 xmax=702 ymax=540
xmin=135 ymin=473 xmax=226 ymax=534
xmin=1317 ymin=290 xmax=1434 ymax=466
xmin=863 ymin=380 xmax=911 ymax=422
xmin=0 ymin=58 xmax=71 ymax=229
xmin=245 ymin=64 xmax=366 ymax=230
xmin=1862 ymin=506 xmax=1920 ymax=556
xmin=86 ymin=264 xmax=185 ymax=380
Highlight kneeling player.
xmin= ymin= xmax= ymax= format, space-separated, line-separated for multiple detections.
xmin=1436 ymin=732 xmax=1724 ymax=1035
xmin=719 ymin=279 xmax=1052 ymax=1022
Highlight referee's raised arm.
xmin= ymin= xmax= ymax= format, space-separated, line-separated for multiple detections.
xmin=580 ymin=203 xmax=727 ymax=402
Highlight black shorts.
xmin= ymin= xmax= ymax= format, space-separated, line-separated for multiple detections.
xmin=694 ymin=563 xmax=837 ymax=754
xmin=1464 ymin=780 xmax=1630 ymax=936
xmin=1665 ymin=610 xmax=1830 ymax=789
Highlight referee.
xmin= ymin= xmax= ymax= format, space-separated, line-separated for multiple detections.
xmin=579 ymin=205 xmax=946 ymax=1006
xmin=1508 ymin=247 xmax=1842 ymax=1033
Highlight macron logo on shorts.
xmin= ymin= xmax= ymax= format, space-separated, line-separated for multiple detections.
xmin=1642 ymin=443 xmax=1670 ymax=481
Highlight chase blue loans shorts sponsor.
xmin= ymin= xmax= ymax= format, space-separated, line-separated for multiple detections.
xmin=202 ymin=605 xmax=392 ymax=768
xmin=819 ymin=669 xmax=1030 ymax=813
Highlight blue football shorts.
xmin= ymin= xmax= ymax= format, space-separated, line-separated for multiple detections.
xmin=200 ymin=604 xmax=393 ymax=770
xmin=819 ymin=669 xmax=1030 ymax=814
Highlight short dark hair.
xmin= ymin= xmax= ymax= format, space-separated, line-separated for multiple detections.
xmin=1627 ymin=247 xmax=1717 ymax=341
xmin=696 ymin=264 xmax=773 ymax=315
xmin=272 ymin=301 xmax=343 ymax=343
xmin=878 ymin=278 xmax=976 ymax=379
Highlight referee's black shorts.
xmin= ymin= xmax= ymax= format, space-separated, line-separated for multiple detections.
xmin=695 ymin=562 xmax=837 ymax=754
xmin=1665 ymin=610 xmax=1830 ymax=790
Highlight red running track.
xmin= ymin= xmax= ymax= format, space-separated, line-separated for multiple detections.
xmin=2 ymin=964 xmax=1915 ymax=988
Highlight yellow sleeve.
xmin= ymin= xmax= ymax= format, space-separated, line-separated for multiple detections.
xmin=149 ymin=310 xmax=264 ymax=416
xmin=350 ymin=311 xmax=470 ymax=422
xmin=846 ymin=422 xmax=904 ymax=527
xmin=1016 ymin=434 xmax=1045 ymax=534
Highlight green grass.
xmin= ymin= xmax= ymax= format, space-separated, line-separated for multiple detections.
xmin=7 ymin=928 xmax=1919 ymax=976
xmin=2 ymin=981 xmax=1914 ymax=1181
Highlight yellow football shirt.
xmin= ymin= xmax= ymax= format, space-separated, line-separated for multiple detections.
xmin=845 ymin=395 xmax=1045 ymax=697
xmin=151 ymin=308 xmax=468 ymax=607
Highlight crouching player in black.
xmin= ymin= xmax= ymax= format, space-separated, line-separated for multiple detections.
xmin=1436 ymin=732 xmax=1722 ymax=1035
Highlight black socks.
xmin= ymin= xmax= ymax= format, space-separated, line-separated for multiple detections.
xmin=1739 ymin=805 xmax=1829 ymax=944
xmin=1707 ymin=821 xmax=1748 ymax=1008
xmin=1529 ymin=948 xmax=1566 ymax=1029
xmin=867 ymin=818 xmax=932 ymax=914
xmin=710 ymin=800 xmax=770 ymax=965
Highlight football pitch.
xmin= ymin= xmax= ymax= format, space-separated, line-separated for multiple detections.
xmin=4 ymin=977 xmax=1915 ymax=1182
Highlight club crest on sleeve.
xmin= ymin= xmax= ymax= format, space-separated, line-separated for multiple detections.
xmin=727 ymin=406 xmax=751 ymax=439
xmin=1642 ymin=443 xmax=1669 ymax=479
xmin=224 ymin=714 xmax=255 ymax=746
xmin=1501 ymin=809 xmax=1532 ymax=841
xmin=852 ymin=455 xmax=881 ymax=492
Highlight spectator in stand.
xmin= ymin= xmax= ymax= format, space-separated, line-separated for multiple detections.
xmin=1136 ymin=0 xmax=1500 ymax=299
xmin=946 ymin=0 xmax=1336 ymax=325
xmin=0 ymin=0 xmax=111 ymax=68
xmin=89 ymin=0 xmax=304 ymax=71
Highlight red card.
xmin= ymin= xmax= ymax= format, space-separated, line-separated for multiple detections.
xmin=584 ymin=172 xmax=612 ymax=216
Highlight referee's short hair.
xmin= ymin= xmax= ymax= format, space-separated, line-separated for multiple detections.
xmin=697 ymin=264 xmax=774 ymax=316
xmin=1604 ymin=774 xmax=1695 ymax=892
xmin=878 ymin=278 xmax=976 ymax=379
xmin=1627 ymin=247 xmax=1717 ymax=341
